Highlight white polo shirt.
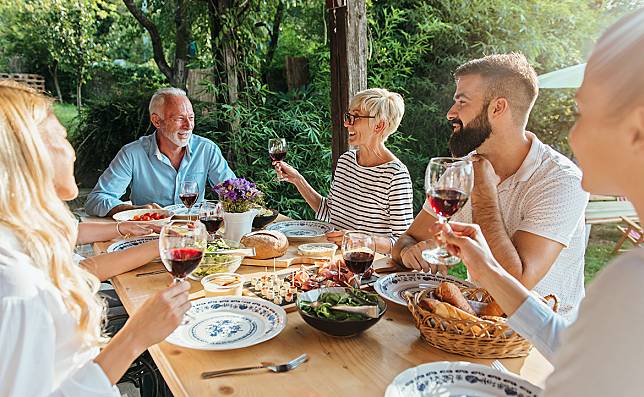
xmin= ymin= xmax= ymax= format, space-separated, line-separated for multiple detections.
xmin=423 ymin=133 xmax=589 ymax=316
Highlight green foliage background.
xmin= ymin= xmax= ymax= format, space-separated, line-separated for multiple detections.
xmin=2 ymin=0 xmax=641 ymax=218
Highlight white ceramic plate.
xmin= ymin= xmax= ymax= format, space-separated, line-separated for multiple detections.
xmin=385 ymin=361 xmax=542 ymax=397
xmin=164 ymin=204 xmax=200 ymax=216
xmin=374 ymin=272 xmax=474 ymax=306
xmin=106 ymin=236 xmax=159 ymax=253
xmin=165 ymin=297 xmax=287 ymax=350
xmin=266 ymin=220 xmax=333 ymax=240
xmin=112 ymin=208 xmax=173 ymax=226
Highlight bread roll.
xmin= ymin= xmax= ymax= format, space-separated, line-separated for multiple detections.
xmin=480 ymin=300 xmax=505 ymax=317
xmin=435 ymin=282 xmax=476 ymax=316
xmin=419 ymin=298 xmax=483 ymax=335
xmin=240 ymin=231 xmax=288 ymax=259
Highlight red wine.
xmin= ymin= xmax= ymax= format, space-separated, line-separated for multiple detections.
xmin=200 ymin=217 xmax=223 ymax=233
xmin=180 ymin=193 xmax=198 ymax=208
xmin=343 ymin=251 xmax=374 ymax=274
xmin=269 ymin=150 xmax=287 ymax=162
xmin=165 ymin=248 xmax=203 ymax=278
xmin=428 ymin=189 xmax=468 ymax=218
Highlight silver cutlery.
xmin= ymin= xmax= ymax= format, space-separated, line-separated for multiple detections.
xmin=201 ymin=354 xmax=308 ymax=379
xmin=206 ymin=247 xmax=256 ymax=256
xmin=135 ymin=269 xmax=167 ymax=277
xmin=491 ymin=360 xmax=510 ymax=374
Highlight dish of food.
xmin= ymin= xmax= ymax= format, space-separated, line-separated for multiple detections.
xmin=385 ymin=361 xmax=541 ymax=397
xmin=112 ymin=208 xmax=173 ymax=226
xmin=201 ymin=273 xmax=243 ymax=297
xmin=297 ymin=287 xmax=387 ymax=337
xmin=165 ymin=296 xmax=287 ymax=350
xmin=374 ymin=272 xmax=474 ymax=306
xmin=244 ymin=260 xmax=378 ymax=307
xmin=266 ymin=220 xmax=333 ymax=240
xmin=297 ymin=243 xmax=337 ymax=258
xmin=189 ymin=239 xmax=243 ymax=280
xmin=252 ymin=207 xmax=279 ymax=229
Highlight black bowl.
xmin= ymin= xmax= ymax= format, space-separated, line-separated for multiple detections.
xmin=297 ymin=287 xmax=387 ymax=337
xmin=252 ymin=208 xmax=279 ymax=229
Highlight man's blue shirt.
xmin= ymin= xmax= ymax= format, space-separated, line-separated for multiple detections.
xmin=85 ymin=132 xmax=235 ymax=216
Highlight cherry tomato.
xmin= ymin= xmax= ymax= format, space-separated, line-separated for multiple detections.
xmin=132 ymin=215 xmax=140 ymax=221
xmin=141 ymin=215 xmax=151 ymax=221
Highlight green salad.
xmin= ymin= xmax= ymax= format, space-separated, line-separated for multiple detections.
xmin=191 ymin=239 xmax=240 ymax=279
xmin=299 ymin=289 xmax=379 ymax=321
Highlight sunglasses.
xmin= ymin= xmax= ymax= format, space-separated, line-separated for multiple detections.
xmin=343 ymin=112 xmax=375 ymax=126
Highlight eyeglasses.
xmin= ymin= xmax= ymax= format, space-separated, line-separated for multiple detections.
xmin=343 ymin=112 xmax=375 ymax=126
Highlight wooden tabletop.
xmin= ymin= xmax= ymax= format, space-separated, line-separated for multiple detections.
xmin=91 ymin=220 xmax=553 ymax=396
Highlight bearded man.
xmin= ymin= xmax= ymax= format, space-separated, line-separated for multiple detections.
xmin=392 ymin=53 xmax=589 ymax=318
xmin=85 ymin=87 xmax=235 ymax=217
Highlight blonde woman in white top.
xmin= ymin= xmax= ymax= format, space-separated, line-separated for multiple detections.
xmin=0 ymin=82 xmax=191 ymax=396
xmin=440 ymin=9 xmax=644 ymax=396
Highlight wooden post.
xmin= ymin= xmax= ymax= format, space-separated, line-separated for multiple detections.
xmin=326 ymin=0 xmax=367 ymax=170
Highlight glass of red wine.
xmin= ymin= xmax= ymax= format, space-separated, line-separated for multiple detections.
xmin=421 ymin=157 xmax=473 ymax=266
xmin=159 ymin=220 xmax=207 ymax=324
xmin=341 ymin=231 xmax=376 ymax=288
xmin=180 ymin=180 xmax=199 ymax=219
xmin=199 ymin=200 xmax=223 ymax=239
xmin=268 ymin=138 xmax=288 ymax=182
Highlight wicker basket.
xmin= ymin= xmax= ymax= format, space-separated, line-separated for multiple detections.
xmin=407 ymin=286 xmax=558 ymax=358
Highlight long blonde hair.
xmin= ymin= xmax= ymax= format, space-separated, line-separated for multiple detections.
xmin=0 ymin=81 xmax=107 ymax=347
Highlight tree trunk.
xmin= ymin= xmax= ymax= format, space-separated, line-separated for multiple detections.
xmin=49 ymin=61 xmax=63 ymax=102
xmin=76 ymin=80 xmax=82 ymax=109
xmin=173 ymin=0 xmax=190 ymax=90
xmin=207 ymin=0 xmax=227 ymax=105
xmin=285 ymin=56 xmax=309 ymax=92
xmin=262 ymin=0 xmax=285 ymax=84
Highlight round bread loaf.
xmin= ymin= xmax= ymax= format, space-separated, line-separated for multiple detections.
xmin=240 ymin=230 xmax=288 ymax=259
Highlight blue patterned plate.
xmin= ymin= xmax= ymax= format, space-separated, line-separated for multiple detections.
xmin=374 ymin=272 xmax=474 ymax=306
xmin=163 ymin=204 xmax=200 ymax=216
xmin=165 ymin=297 xmax=287 ymax=350
xmin=385 ymin=361 xmax=541 ymax=397
xmin=266 ymin=220 xmax=333 ymax=240
xmin=106 ymin=236 xmax=159 ymax=253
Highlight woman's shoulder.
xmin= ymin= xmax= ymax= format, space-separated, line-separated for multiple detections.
xmin=0 ymin=245 xmax=51 ymax=301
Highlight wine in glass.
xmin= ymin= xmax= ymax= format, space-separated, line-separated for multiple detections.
xmin=199 ymin=200 xmax=224 ymax=238
xmin=159 ymin=220 xmax=207 ymax=324
xmin=421 ymin=157 xmax=473 ymax=266
xmin=180 ymin=180 xmax=199 ymax=218
xmin=268 ymin=138 xmax=288 ymax=181
xmin=342 ymin=231 xmax=376 ymax=288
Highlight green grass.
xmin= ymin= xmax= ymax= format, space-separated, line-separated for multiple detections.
xmin=445 ymin=223 xmax=629 ymax=284
xmin=52 ymin=103 xmax=79 ymax=136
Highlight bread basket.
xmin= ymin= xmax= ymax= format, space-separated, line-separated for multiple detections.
xmin=406 ymin=286 xmax=558 ymax=358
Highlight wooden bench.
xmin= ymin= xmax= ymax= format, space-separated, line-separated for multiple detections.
xmin=585 ymin=200 xmax=638 ymax=225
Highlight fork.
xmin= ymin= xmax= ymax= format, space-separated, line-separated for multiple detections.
xmin=201 ymin=354 xmax=308 ymax=379
xmin=490 ymin=360 xmax=510 ymax=374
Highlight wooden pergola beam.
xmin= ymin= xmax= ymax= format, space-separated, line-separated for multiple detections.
xmin=326 ymin=0 xmax=367 ymax=170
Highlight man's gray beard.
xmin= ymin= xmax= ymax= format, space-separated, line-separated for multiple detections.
xmin=166 ymin=130 xmax=192 ymax=147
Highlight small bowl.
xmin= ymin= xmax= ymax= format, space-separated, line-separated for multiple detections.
xmin=297 ymin=287 xmax=387 ymax=337
xmin=189 ymin=239 xmax=243 ymax=280
xmin=252 ymin=208 xmax=279 ymax=229
xmin=201 ymin=273 xmax=243 ymax=297
xmin=298 ymin=243 xmax=337 ymax=258
xmin=112 ymin=208 xmax=173 ymax=226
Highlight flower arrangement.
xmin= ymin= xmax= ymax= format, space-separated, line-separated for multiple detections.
xmin=214 ymin=178 xmax=263 ymax=213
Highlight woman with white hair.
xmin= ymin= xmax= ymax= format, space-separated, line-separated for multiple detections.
xmin=0 ymin=81 xmax=191 ymax=396
xmin=439 ymin=8 xmax=644 ymax=395
xmin=276 ymin=88 xmax=414 ymax=254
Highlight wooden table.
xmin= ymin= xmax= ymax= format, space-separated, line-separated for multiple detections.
xmin=92 ymin=222 xmax=553 ymax=396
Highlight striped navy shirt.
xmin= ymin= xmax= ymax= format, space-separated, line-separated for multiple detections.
xmin=316 ymin=150 xmax=414 ymax=246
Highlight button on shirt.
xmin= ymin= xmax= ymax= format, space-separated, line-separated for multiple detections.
xmin=423 ymin=133 xmax=589 ymax=317
xmin=85 ymin=132 xmax=235 ymax=216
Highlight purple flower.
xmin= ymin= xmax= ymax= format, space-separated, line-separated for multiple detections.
xmin=213 ymin=177 xmax=263 ymax=213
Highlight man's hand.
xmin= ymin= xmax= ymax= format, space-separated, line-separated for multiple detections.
xmin=472 ymin=155 xmax=499 ymax=198
xmin=399 ymin=240 xmax=446 ymax=274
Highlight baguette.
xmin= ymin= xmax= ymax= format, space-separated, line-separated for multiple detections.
xmin=420 ymin=298 xmax=483 ymax=335
xmin=480 ymin=300 xmax=505 ymax=317
xmin=435 ymin=282 xmax=476 ymax=316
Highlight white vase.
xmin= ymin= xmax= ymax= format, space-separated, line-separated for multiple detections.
xmin=222 ymin=209 xmax=258 ymax=242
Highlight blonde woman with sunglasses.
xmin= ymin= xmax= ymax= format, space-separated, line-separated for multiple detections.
xmin=275 ymin=88 xmax=414 ymax=254
xmin=0 ymin=82 xmax=191 ymax=396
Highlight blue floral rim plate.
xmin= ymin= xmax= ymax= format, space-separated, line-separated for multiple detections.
xmin=163 ymin=204 xmax=200 ymax=216
xmin=373 ymin=272 xmax=474 ymax=306
xmin=385 ymin=361 xmax=542 ymax=397
xmin=266 ymin=220 xmax=334 ymax=240
xmin=106 ymin=236 xmax=159 ymax=253
xmin=165 ymin=296 xmax=287 ymax=350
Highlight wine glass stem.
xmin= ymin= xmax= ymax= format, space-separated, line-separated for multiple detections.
xmin=174 ymin=277 xmax=195 ymax=324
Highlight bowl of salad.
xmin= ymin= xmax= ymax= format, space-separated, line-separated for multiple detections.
xmin=297 ymin=287 xmax=387 ymax=337
xmin=188 ymin=239 xmax=243 ymax=280
xmin=252 ymin=207 xmax=279 ymax=229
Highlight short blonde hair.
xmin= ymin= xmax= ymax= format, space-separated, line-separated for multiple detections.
xmin=349 ymin=88 xmax=405 ymax=138
xmin=0 ymin=81 xmax=107 ymax=348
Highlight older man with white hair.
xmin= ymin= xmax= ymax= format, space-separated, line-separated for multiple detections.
xmin=85 ymin=87 xmax=235 ymax=217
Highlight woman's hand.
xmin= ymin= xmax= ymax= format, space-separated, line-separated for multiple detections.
xmin=124 ymin=281 xmax=191 ymax=349
xmin=440 ymin=222 xmax=498 ymax=283
xmin=118 ymin=221 xmax=161 ymax=237
xmin=325 ymin=230 xmax=345 ymax=247
xmin=273 ymin=161 xmax=302 ymax=184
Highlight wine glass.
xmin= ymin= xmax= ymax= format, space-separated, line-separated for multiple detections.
xmin=341 ymin=231 xmax=375 ymax=288
xmin=180 ymin=180 xmax=199 ymax=219
xmin=421 ymin=157 xmax=474 ymax=266
xmin=159 ymin=220 xmax=207 ymax=324
xmin=199 ymin=200 xmax=224 ymax=239
xmin=268 ymin=138 xmax=288 ymax=181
